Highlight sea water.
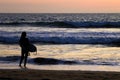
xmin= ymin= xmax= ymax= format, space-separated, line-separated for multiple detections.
xmin=0 ymin=13 xmax=120 ymax=71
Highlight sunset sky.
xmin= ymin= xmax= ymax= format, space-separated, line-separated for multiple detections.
xmin=0 ymin=0 xmax=120 ymax=13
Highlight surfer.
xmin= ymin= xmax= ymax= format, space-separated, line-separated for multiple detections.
xmin=19 ymin=32 xmax=30 ymax=67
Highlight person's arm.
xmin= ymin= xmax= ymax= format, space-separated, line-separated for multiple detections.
xmin=19 ymin=39 xmax=22 ymax=47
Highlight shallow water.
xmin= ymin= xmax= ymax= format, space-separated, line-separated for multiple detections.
xmin=0 ymin=44 xmax=120 ymax=66
xmin=1 ymin=62 xmax=120 ymax=72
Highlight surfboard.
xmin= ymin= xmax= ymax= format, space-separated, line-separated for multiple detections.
xmin=28 ymin=44 xmax=37 ymax=53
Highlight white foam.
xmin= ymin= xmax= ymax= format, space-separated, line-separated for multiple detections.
xmin=0 ymin=28 xmax=120 ymax=44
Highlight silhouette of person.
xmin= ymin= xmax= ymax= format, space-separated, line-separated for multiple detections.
xmin=19 ymin=32 xmax=30 ymax=67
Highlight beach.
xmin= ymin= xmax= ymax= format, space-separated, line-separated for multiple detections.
xmin=1 ymin=69 xmax=120 ymax=80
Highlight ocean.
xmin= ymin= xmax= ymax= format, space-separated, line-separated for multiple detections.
xmin=0 ymin=13 xmax=120 ymax=70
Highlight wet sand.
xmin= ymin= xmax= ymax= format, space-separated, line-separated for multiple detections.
xmin=0 ymin=69 xmax=120 ymax=80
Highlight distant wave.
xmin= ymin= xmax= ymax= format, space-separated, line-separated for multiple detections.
xmin=0 ymin=21 xmax=120 ymax=28
xmin=0 ymin=13 xmax=120 ymax=28
xmin=0 ymin=22 xmax=72 ymax=28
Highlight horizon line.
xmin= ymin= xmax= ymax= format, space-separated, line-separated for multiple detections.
xmin=0 ymin=12 xmax=120 ymax=14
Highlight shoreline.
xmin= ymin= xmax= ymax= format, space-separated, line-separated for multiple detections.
xmin=1 ymin=62 xmax=120 ymax=72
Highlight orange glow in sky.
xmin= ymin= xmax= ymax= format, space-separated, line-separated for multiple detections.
xmin=0 ymin=0 xmax=120 ymax=13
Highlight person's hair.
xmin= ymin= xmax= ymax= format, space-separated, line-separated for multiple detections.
xmin=21 ymin=32 xmax=26 ymax=38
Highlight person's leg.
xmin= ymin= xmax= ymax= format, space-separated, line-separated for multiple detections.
xmin=19 ymin=49 xmax=24 ymax=66
xmin=24 ymin=52 xmax=29 ymax=67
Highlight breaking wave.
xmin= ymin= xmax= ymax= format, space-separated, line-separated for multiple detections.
xmin=0 ymin=56 xmax=119 ymax=66
xmin=0 ymin=21 xmax=120 ymax=28
xmin=0 ymin=31 xmax=120 ymax=44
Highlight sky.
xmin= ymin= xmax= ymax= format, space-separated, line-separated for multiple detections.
xmin=0 ymin=0 xmax=120 ymax=13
